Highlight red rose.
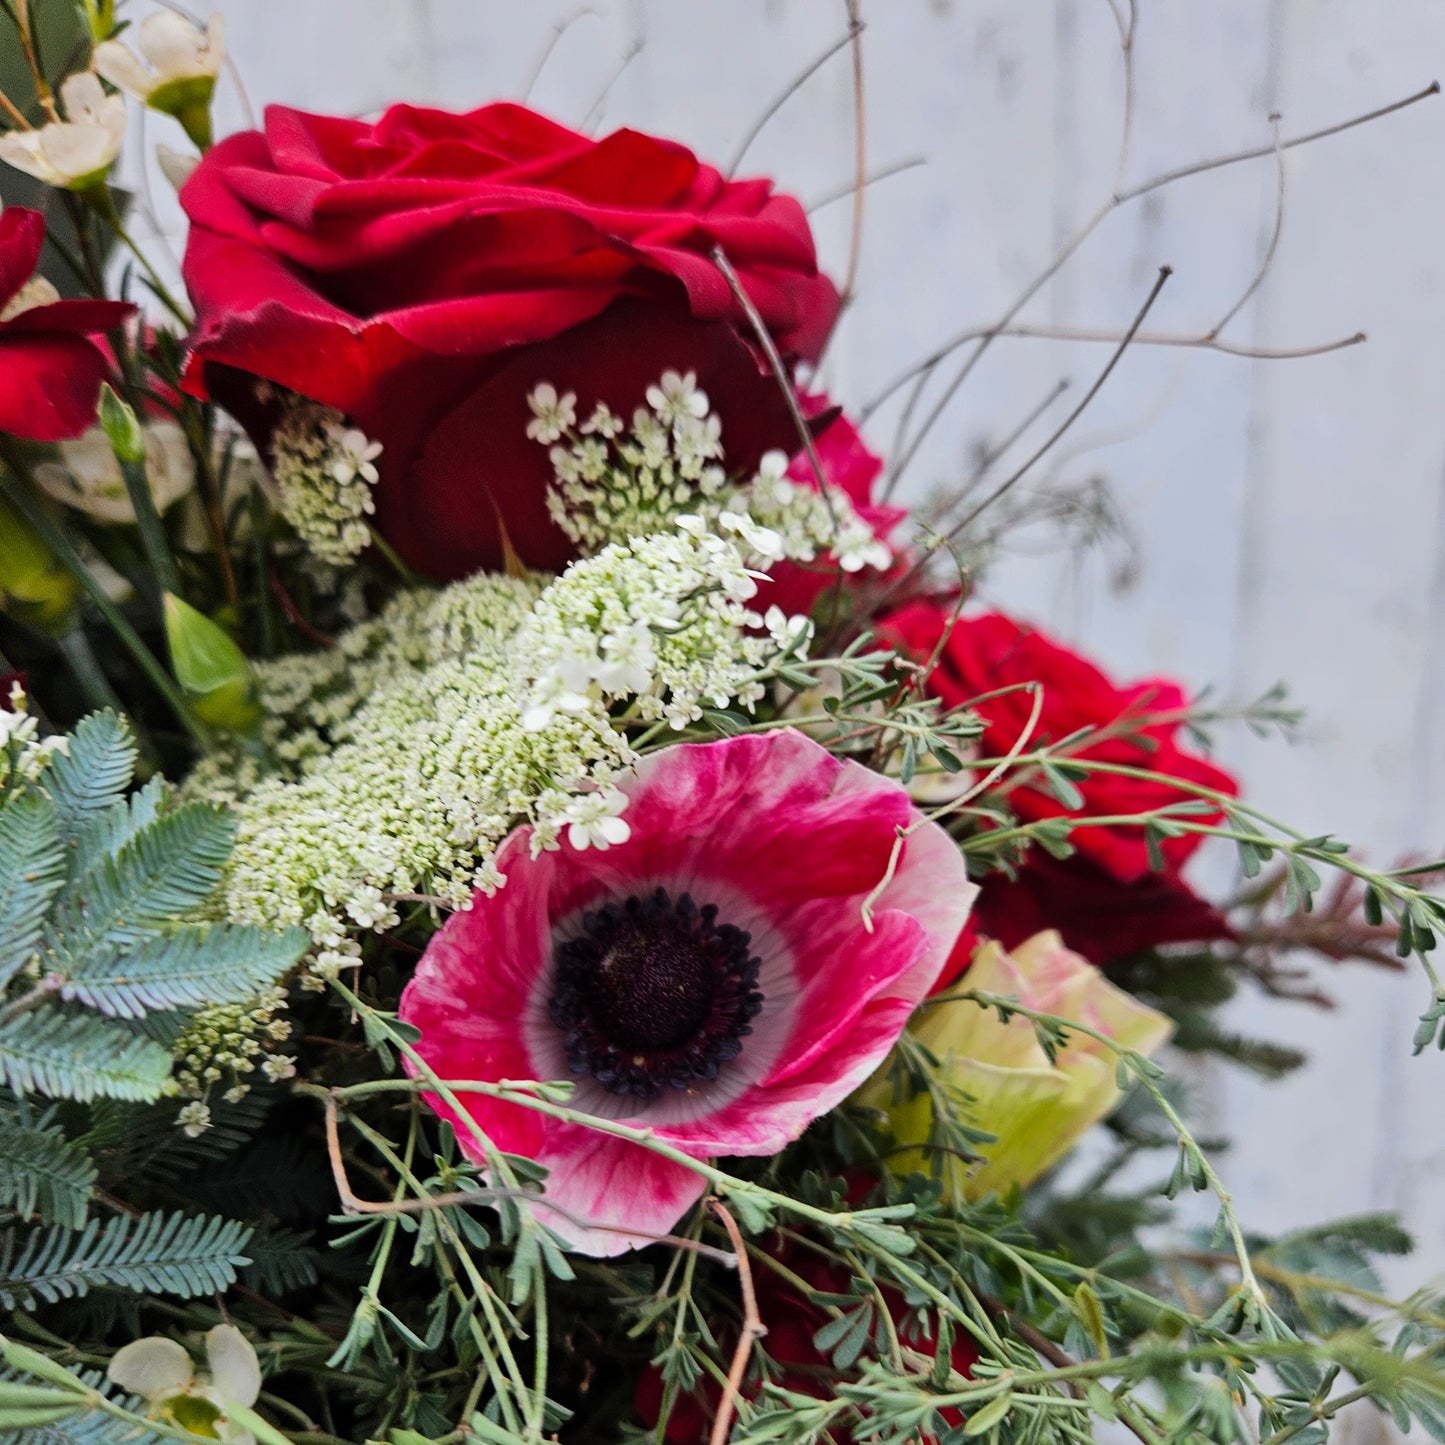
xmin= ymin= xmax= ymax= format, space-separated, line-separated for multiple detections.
xmin=880 ymin=602 xmax=1238 ymax=882
xmin=0 ymin=209 xmax=134 ymax=442
xmin=636 ymin=1237 xmax=979 ymax=1443
xmin=180 ymin=102 xmax=840 ymax=579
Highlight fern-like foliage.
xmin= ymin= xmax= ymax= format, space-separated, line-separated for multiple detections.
xmin=0 ymin=791 xmax=66 ymax=989
xmin=0 ymin=1098 xmax=95 ymax=1228
xmin=0 ymin=709 xmax=307 ymax=1106
xmin=59 ymin=924 xmax=309 ymax=1020
xmin=0 ymin=1210 xmax=253 ymax=1311
xmin=0 ymin=1363 xmax=165 ymax=1445
xmin=0 ymin=1012 xmax=171 ymax=1104
xmin=240 ymin=1225 xmax=322 ymax=1296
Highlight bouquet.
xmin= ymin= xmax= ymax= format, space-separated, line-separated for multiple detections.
xmin=0 ymin=5 xmax=1443 ymax=1444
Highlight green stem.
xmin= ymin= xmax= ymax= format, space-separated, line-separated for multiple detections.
xmin=117 ymin=456 xmax=181 ymax=602
xmin=0 ymin=460 xmax=211 ymax=751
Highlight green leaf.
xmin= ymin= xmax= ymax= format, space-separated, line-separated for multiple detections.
xmin=0 ymin=1209 xmax=252 ymax=1310
xmin=964 ymin=1390 xmax=1014 ymax=1435
xmin=58 ymin=922 xmax=306 ymax=1019
xmin=39 ymin=712 xmax=136 ymax=850
xmin=0 ymin=1382 xmax=85 ymax=1430
xmin=0 ymin=1010 xmax=171 ymax=1103
xmin=0 ymin=1106 xmax=95 ymax=1228
xmin=54 ymin=801 xmax=235 ymax=950
xmin=0 ymin=792 xmax=65 ymax=989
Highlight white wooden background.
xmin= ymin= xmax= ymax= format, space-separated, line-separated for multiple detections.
xmin=120 ymin=0 xmax=1445 ymax=1328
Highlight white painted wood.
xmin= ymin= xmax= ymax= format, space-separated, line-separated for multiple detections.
xmin=120 ymin=0 xmax=1445 ymax=1316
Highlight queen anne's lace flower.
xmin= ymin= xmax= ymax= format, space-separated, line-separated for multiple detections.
xmin=399 ymin=730 xmax=978 ymax=1255
xmin=206 ymin=523 xmax=798 ymax=950
xmin=269 ymin=397 xmax=383 ymax=565
xmin=531 ymin=382 xmax=893 ymax=601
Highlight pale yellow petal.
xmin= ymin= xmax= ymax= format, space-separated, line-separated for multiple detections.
xmin=205 ymin=1325 xmax=261 ymax=1407
xmin=108 ymin=1337 xmax=194 ymax=1399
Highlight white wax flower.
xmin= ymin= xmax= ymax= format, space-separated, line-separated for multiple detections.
xmin=94 ymin=12 xmax=225 ymax=107
xmin=34 ymin=421 xmax=196 ymax=525
xmin=0 ymin=73 xmax=126 ymax=190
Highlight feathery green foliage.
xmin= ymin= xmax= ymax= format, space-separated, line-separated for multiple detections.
xmin=0 ymin=1098 xmax=96 ymax=1229
xmin=0 ymin=1210 xmax=253 ymax=1311
xmin=0 ymin=709 xmax=307 ymax=1106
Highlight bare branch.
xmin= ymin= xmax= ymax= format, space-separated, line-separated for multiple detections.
xmin=807 ymin=155 xmax=927 ymax=213
xmin=710 ymin=243 xmax=840 ymax=536
xmin=520 ymin=5 xmax=602 ymax=103
xmin=726 ymin=24 xmax=862 ymax=177
xmin=707 ymin=1200 xmax=767 ymax=1445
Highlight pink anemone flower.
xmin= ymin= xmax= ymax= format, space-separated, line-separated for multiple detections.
xmin=398 ymin=729 xmax=976 ymax=1256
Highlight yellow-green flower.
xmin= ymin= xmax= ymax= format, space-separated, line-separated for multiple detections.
xmin=107 ymin=1325 xmax=261 ymax=1444
xmin=868 ymin=930 xmax=1172 ymax=1201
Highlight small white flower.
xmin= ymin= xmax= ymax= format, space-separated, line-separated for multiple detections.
xmin=0 ymin=72 xmax=126 ymax=190
xmin=261 ymin=1053 xmax=297 ymax=1083
xmin=175 ymin=1101 xmax=211 ymax=1138
xmin=344 ymin=885 xmax=397 ymax=931
xmin=580 ymin=401 xmax=623 ymax=438
xmin=646 ymin=369 xmax=709 ymax=423
xmin=595 ymin=620 xmax=656 ymax=695
xmin=109 ymin=1324 xmax=261 ymax=1445
xmin=562 ymin=787 xmax=632 ymax=851
xmin=764 ymin=606 xmax=813 ymax=650
xmin=718 ymin=509 xmax=785 ymax=562
xmin=94 ymin=13 xmax=225 ymax=103
xmin=522 ymin=645 xmax=596 ymax=730
xmin=526 ymin=382 xmax=577 ymax=444
xmin=835 ymin=520 xmax=892 ymax=573
xmin=327 ymin=426 xmax=383 ymax=487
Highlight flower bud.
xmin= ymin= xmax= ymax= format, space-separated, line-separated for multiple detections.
xmin=862 ymin=930 xmax=1173 ymax=1201
xmin=97 ymin=384 xmax=145 ymax=465
xmin=0 ymin=492 xmax=79 ymax=635
xmin=163 ymin=593 xmax=261 ymax=735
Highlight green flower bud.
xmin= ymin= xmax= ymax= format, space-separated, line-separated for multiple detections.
xmin=163 ymin=592 xmax=261 ymax=735
xmin=97 ymin=384 xmax=146 ymax=465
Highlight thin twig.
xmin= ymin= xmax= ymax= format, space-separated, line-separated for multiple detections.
xmin=1208 ymin=113 xmax=1285 ymax=339
xmin=319 ymin=1090 xmax=736 ymax=1261
xmin=876 ymin=322 xmax=1366 ymax=369
xmin=930 ymin=377 xmax=1071 ymax=529
xmin=1117 ymin=78 xmax=1440 ymax=206
xmin=710 ymin=244 xmax=840 ymax=535
xmin=881 ymin=265 xmax=1171 ymax=603
xmin=840 ymin=0 xmax=867 ymax=307
xmin=873 ymin=77 xmax=1438 ymax=492
xmin=521 ymin=5 xmax=602 ymax=103
xmin=807 ymin=155 xmax=926 ymax=213
xmin=727 ymin=26 xmax=859 ymax=177
xmin=577 ymin=36 xmax=643 ymax=134
xmin=708 ymin=1200 xmax=767 ymax=1445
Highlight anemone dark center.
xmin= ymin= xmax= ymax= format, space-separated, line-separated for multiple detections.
xmin=548 ymin=887 xmax=764 ymax=1101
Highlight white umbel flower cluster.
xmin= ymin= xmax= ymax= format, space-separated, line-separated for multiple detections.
xmin=209 ymin=525 xmax=800 ymax=953
xmin=531 ymin=374 xmax=892 ymax=579
xmin=269 ymin=398 xmax=383 ymax=566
